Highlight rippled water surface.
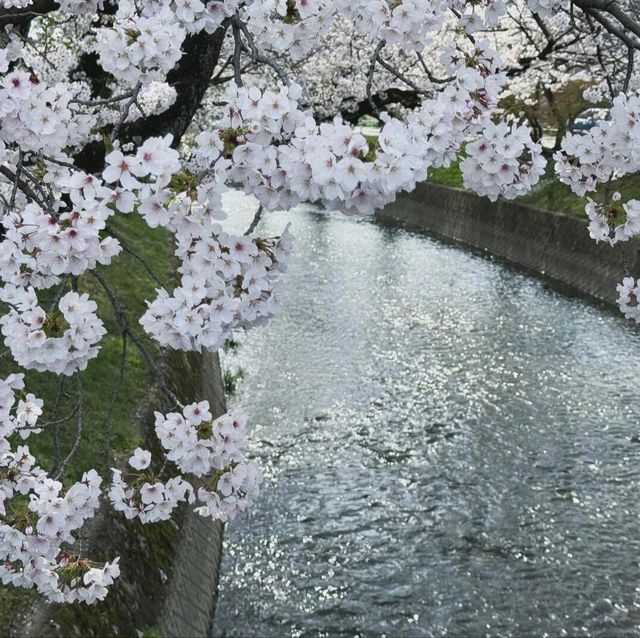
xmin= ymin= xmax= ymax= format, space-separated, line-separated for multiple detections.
xmin=213 ymin=193 xmax=640 ymax=637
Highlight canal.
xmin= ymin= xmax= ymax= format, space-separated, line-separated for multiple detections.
xmin=213 ymin=191 xmax=640 ymax=637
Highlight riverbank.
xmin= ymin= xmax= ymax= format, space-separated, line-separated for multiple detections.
xmin=427 ymin=159 xmax=640 ymax=218
xmin=376 ymin=182 xmax=640 ymax=306
xmin=20 ymin=351 xmax=226 ymax=638
xmin=0 ymin=208 xmax=227 ymax=637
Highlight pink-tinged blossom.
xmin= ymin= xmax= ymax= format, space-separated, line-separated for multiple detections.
xmin=129 ymin=448 xmax=152 ymax=471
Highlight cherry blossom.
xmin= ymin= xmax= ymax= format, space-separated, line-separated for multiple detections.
xmin=462 ymin=122 xmax=545 ymax=202
xmin=0 ymin=287 xmax=106 ymax=375
xmin=0 ymin=376 xmax=119 ymax=603
xmin=0 ymin=0 xmax=639 ymax=607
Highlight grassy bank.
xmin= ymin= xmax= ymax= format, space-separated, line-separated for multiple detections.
xmin=428 ymin=159 xmax=640 ymax=218
xmin=0 ymin=213 xmax=174 ymax=632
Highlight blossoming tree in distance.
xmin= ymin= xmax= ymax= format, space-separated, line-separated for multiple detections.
xmin=0 ymin=0 xmax=638 ymax=604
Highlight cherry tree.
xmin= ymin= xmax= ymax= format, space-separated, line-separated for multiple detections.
xmin=0 ymin=0 xmax=639 ymax=605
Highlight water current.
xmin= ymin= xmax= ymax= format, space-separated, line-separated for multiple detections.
xmin=213 ymin=192 xmax=640 ymax=637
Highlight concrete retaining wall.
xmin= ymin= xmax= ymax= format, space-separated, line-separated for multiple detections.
xmin=376 ymin=182 xmax=640 ymax=306
xmin=158 ymin=352 xmax=227 ymax=638
xmin=23 ymin=351 xmax=226 ymax=638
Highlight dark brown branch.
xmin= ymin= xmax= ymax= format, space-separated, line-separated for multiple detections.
xmin=339 ymin=88 xmax=423 ymax=124
xmin=74 ymin=22 xmax=230 ymax=173
xmin=244 ymin=204 xmax=264 ymax=236
xmin=0 ymin=0 xmax=58 ymax=28
xmin=0 ymin=164 xmax=49 ymax=210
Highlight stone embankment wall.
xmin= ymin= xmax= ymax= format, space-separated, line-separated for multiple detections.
xmin=158 ymin=352 xmax=227 ymax=638
xmin=24 ymin=351 xmax=226 ymax=638
xmin=377 ymin=182 xmax=640 ymax=306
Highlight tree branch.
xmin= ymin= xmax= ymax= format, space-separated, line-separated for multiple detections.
xmin=0 ymin=0 xmax=58 ymax=28
xmin=74 ymin=22 xmax=230 ymax=173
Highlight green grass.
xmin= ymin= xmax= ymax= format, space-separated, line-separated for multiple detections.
xmin=428 ymin=162 xmax=466 ymax=189
xmin=522 ymin=166 xmax=640 ymax=218
xmin=0 ymin=213 xmax=172 ymax=481
xmin=0 ymin=213 xmax=173 ymax=632
xmin=520 ymin=166 xmax=590 ymax=217
xmin=427 ymin=157 xmax=640 ymax=218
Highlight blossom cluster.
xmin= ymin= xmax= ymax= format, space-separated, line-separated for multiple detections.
xmin=0 ymin=69 xmax=94 ymax=158
xmin=617 ymin=277 xmax=640 ymax=323
xmin=140 ymin=229 xmax=293 ymax=351
xmin=109 ymin=402 xmax=261 ymax=524
xmin=554 ymin=93 xmax=640 ymax=252
xmin=0 ymin=134 xmax=180 ymax=371
xmin=155 ymin=401 xmax=247 ymax=476
xmin=192 ymin=39 xmax=519 ymax=217
xmin=242 ymin=0 xmax=448 ymax=60
xmin=0 ymin=373 xmax=42 ymax=447
xmin=95 ymin=5 xmax=186 ymax=85
xmin=0 ymin=288 xmax=106 ymax=376
xmin=339 ymin=0 xmax=447 ymax=49
xmin=554 ymin=95 xmax=640 ymax=198
xmin=157 ymin=403 xmax=262 ymax=522
xmin=109 ymin=466 xmax=193 ymax=525
xmin=94 ymin=0 xmax=242 ymax=85
xmin=0 ymin=199 xmax=121 ymax=290
xmin=462 ymin=122 xmax=545 ymax=202
xmin=0 ymin=375 xmax=119 ymax=603
xmin=243 ymin=0 xmax=335 ymax=60
xmin=585 ymin=196 xmax=640 ymax=245
xmin=449 ymin=0 xmax=507 ymax=33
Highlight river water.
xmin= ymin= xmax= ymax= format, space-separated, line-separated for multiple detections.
xmin=213 ymin=192 xmax=640 ymax=637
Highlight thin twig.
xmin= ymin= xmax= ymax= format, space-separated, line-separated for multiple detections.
xmin=623 ymin=46 xmax=635 ymax=93
xmin=9 ymin=151 xmax=24 ymax=211
xmin=232 ymin=22 xmax=244 ymax=87
xmin=70 ymin=92 xmax=134 ymax=107
xmin=111 ymin=81 xmax=143 ymax=142
xmin=103 ymin=331 xmax=127 ymax=466
xmin=39 ymin=402 xmax=80 ymax=427
xmin=107 ymin=226 xmax=168 ymax=288
xmin=234 ymin=17 xmax=290 ymax=85
xmin=21 ymin=166 xmax=55 ymax=209
xmin=0 ymin=165 xmax=49 ymax=211
xmin=367 ymin=40 xmax=386 ymax=117
xmin=90 ymin=269 xmax=181 ymax=407
xmin=375 ymin=53 xmax=424 ymax=93
xmin=244 ymin=204 xmax=264 ymax=236
xmin=416 ymin=51 xmax=453 ymax=84
xmin=54 ymin=374 xmax=84 ymax=481
xmin=42 ymin=154 xmax=80 ymax=170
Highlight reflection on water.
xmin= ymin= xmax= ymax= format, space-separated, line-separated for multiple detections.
xmin=213 ymin=192 xmax=640 ymax=637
